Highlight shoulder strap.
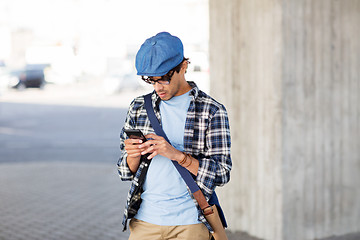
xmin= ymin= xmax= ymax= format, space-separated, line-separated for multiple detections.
xmin=144 ymin=93 xmax=211 ymax=211
xmin=144 ymin=93 xmax=170 ymax=143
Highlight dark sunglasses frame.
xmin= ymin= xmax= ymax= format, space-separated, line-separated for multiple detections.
xmin=141 ymin=70 xmax=175 ymax=85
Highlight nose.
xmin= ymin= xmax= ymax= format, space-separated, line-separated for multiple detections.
xmin=153 ymin=82 xmax=164 ymax=91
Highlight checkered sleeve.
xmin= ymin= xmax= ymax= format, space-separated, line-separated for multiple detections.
xmin=117 ymin=99 xmax=138 ymax=181
xmin=196 ymin=104 xmax=232 ymax=196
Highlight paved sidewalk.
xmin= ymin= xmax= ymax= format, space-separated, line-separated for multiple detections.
xmin=0 ymin=162 xmax=130 ymax=240
xmin=0 ymin=162 xmax=254 ymax=240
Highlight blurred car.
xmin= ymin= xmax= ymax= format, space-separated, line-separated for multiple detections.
xmin=9 ymin=64 xmax=49 ymax=89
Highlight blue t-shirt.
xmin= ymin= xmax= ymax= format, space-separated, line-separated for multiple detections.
xmin=135 ymin=91 xmax=200 ymax=225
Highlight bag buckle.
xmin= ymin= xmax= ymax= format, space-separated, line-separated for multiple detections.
xmin=202 ymin=205 xmax=214 ymax=216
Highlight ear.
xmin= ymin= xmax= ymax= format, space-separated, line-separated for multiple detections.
xmin=181 ymin=60 xmax=188 ymax=72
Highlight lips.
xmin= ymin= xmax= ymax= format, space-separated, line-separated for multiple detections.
xmin=158 ymin=92 xmax=166 ymax=98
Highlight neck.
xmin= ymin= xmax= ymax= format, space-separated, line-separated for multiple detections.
xmin=176 ymin=79 xmax=192 ymax=96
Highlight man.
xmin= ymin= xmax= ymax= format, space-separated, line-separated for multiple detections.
xmin=117 ymin=32 xmax=231 ymax=240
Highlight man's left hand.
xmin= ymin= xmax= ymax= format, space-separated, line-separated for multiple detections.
xmin=139 ymin=133 xmax=183 ymax=161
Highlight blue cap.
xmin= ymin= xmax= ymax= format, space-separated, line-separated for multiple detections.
xmin=135 ymin=32 xmax=184 ymax=76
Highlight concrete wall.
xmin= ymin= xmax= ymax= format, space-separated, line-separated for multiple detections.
xmin=209 ymin=1 xmax=360 ymax=240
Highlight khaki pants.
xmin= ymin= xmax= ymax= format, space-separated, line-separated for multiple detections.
xmin=129 ymin=218 xmax=212 ymax=240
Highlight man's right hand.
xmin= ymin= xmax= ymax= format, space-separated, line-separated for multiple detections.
xmin=124 ymin=139 xmax=146 ymax=173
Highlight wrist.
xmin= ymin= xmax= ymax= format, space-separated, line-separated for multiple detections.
xmin=178 ymin=152 xmax=187 ymax=165
xmin=174 ymin=150 xmax=185 ymax=162
xmin=126 ymin=155 xmax=141 ymax=173
xmin=176 ymin=152 xmax=193 ymax=168
xmin=182 ymin=154 xmax=192 ymax=167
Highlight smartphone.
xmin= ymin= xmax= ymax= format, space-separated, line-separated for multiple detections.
xmin=124 ymin=129 xmax=147 ymax=142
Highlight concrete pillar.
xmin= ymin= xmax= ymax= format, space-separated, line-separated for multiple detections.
xmin=209 ymin=1 xmax=360 ymax=240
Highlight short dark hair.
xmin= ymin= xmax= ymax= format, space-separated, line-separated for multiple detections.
xmin=171 ymin=57 xmax=190 ymax=73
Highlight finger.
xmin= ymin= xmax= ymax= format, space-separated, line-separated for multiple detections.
xmin=126 ymin=149 xmax=142 ymax=155
xmin=125 ymin=139 xmax=143 ymax=145
xmin=141 ymin=145 xmax=155 ymax=155
xmin=145 ymin=133 xmax=163 ymax=140
xmin=139 ymin=139 xmax=163 ymax=148
xmin=147 ymin=150 xmax=158 ymax=159
xmin=125 ymin=145 xmax=146 ymax=152
xmin=127 ymin=151 xmax=141 ymax=158
xmin=144 ymin=133 xmax=156 ymax=138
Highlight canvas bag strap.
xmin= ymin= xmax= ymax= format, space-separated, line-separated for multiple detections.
xmin=144 ymin=93 xmax=212 ymax=213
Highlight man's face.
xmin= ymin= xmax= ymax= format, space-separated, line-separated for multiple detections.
xmin=152 ymin=71 xmax=182 ymax=101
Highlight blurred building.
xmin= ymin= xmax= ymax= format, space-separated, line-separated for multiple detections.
xmin=0 ymin=0 xmax=209 ymax=92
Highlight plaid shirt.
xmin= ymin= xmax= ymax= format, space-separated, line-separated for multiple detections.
xmin=117 ymin=82 xmax=232 ymax=232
